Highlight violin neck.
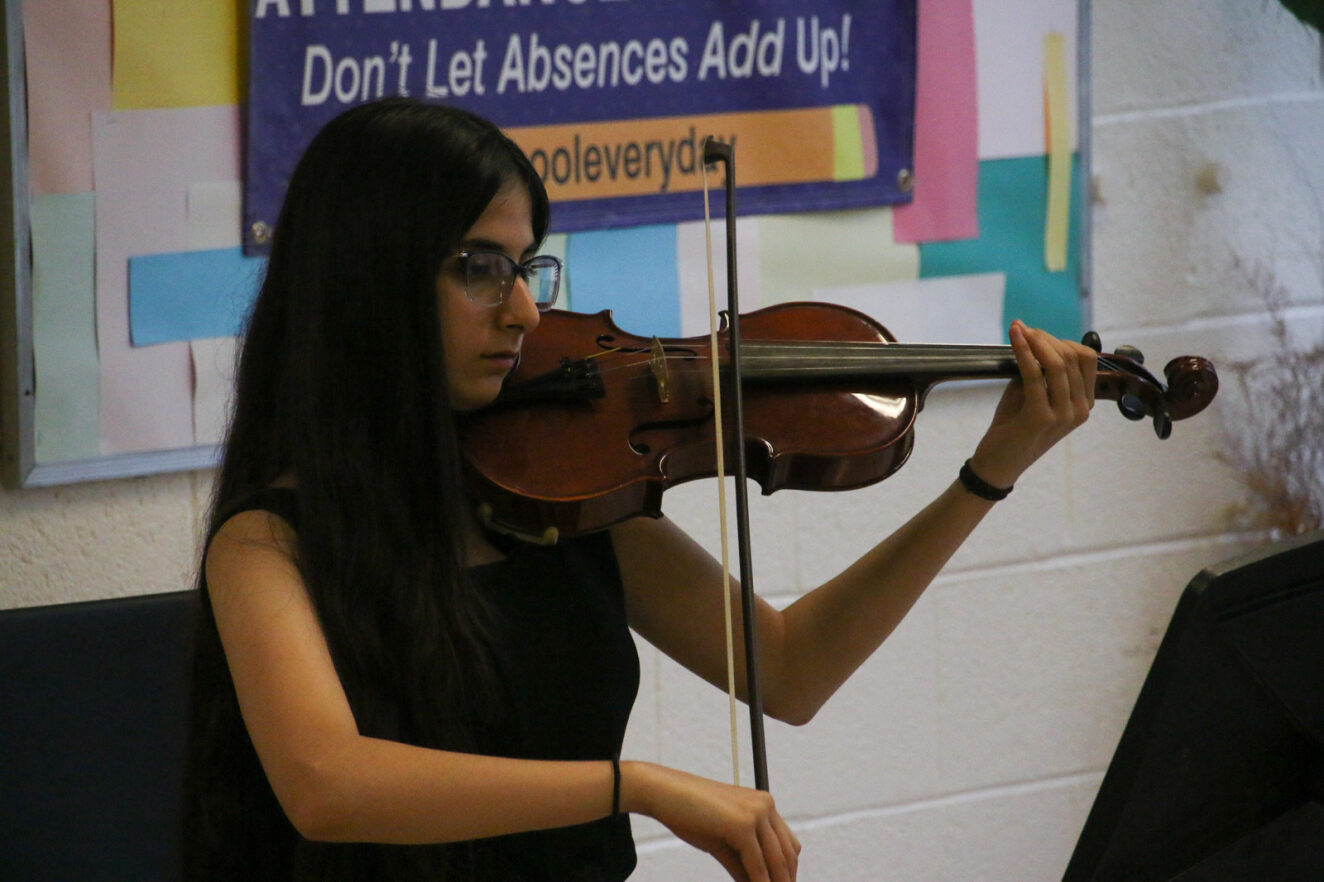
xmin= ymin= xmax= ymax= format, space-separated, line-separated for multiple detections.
xmin=741 ymin=340 xmax=1019 ymax=385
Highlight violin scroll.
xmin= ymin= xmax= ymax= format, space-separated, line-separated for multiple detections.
xmin=1085 ymin=333 xmax=1219 ymax=438
xmin=1163 ymin=355 xmax=1220 ymax=420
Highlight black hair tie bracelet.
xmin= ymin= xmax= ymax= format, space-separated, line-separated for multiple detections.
xmin=959 ymin=459 xmax=1012 ymax=501
xmin=610 ymin=755 xmax=621 ymax=817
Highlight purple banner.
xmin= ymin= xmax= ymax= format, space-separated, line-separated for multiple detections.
xmin=246 ymin=0 xmax=916 ymax=254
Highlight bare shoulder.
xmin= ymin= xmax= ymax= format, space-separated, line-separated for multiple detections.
xmin=207 ymin=509 xmax=298 ymax=578
xmin=205 ymin=508 xmax=307 ymax=631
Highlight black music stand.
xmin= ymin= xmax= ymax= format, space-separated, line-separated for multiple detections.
xmin=1062 ymin=530 xmax=1324 ymax=881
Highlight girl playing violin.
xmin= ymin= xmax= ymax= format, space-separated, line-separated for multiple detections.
xmin=184 ymin=97 xmax=1097 ymax=882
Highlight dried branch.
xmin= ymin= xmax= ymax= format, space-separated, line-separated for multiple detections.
xmin=1217 ymin=261 xmax=1324 ymax=537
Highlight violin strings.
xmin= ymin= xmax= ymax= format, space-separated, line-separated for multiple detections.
xmin=580 ymin=340 xmax=1022 ymax=378
xmin=563 ymin=340 xmax=1157 ymax=383
xmin=577 ymin=344 xmax=1022 ymax=391
xmin=545 ymin=339 xmax=1154 ymax=410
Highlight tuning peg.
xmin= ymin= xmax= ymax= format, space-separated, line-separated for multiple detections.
xmin=1153 ymin=411 xmax=1173 ymax=440
xmin=1114 ymin=344 xmax=1145 ymax=364
xmin=1118 ymin=394 xmax=1146 ymax=421
xmin=1081 ymin=331 xmax=1102 ymax=353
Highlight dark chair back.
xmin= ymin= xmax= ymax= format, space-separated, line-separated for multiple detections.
xmin=0 ymin=591 xmax=195 ymax=882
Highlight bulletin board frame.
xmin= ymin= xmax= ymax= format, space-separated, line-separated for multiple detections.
xmin=1 ymin=0 xmax=1093 ymax=490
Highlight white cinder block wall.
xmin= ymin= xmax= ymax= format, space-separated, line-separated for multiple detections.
xmin=2 ymin=2 xmax=1321 ymax=879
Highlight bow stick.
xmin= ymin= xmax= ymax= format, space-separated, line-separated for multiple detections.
xmin=701 ymin=138 xmax=770 ymax=792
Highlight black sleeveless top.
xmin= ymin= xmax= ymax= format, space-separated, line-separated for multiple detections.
xmin=188 ymin=488 xmax=640 ymax=881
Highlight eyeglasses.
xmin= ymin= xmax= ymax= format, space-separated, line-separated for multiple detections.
xmin=448 ymin=250 xmax=561 ymax=311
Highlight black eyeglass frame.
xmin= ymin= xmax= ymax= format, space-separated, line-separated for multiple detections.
xmin=448 ymin=250 xmax=562 ymax=311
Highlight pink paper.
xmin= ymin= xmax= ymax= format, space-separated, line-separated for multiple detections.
xmin=23 ymin=0 xmax=113 ymax=195
xmin=91 ymin=106 xmax=242 ymax=454
xmin=892 ymin=0 xmax=979 ymax=244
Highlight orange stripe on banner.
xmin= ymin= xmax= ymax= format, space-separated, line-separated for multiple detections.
xmin=505 ymin=105 xmax=876 ymax=203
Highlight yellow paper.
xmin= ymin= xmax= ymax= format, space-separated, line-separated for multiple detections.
xmin=113 ymin=0 xmax=245 ymax=110
xmin=1042 ymin=32 xmax=1071 ymax=272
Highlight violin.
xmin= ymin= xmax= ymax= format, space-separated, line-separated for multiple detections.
xmin=458 ymin=302 xmax=1219 ymax=543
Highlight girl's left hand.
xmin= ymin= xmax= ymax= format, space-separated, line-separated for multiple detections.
xmin=968 ymin=320 xmax=1097 ymax=489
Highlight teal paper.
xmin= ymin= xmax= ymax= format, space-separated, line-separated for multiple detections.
xmin=920 ymin=156 xmax=1083 ymax=340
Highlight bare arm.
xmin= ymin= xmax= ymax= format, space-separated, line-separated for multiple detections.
xmin=617 ymin=322 xmax=1098 ymax=725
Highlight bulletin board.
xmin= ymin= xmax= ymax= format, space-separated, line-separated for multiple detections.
xmin=1 ymin=0 xmax=1092 ymax=489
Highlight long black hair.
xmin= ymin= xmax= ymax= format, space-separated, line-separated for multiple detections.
xmin=183 ymin=98 xmax=550 ymax=881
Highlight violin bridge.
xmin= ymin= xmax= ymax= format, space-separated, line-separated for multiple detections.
xmin=649 ymin=336 xmax=672 ymax=404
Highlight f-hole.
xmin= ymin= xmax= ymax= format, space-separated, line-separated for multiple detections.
xmin=627 ymin=398 xmax=716 ymax=455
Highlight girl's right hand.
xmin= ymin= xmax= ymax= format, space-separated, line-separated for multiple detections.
xmin=621 ymin=761 xmax=800 ymax=882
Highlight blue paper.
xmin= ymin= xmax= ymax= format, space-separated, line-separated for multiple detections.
xmin=566 ymin=225 xmax=680 ymax=338
xmin=128 ymin=248 xmax=265 ymax=346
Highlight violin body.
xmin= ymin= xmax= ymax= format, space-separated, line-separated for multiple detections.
xmin=460 ymin=303 xmax=920 ymax=540
xmin=459 ymin=303 xmax=1218 ymax=541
